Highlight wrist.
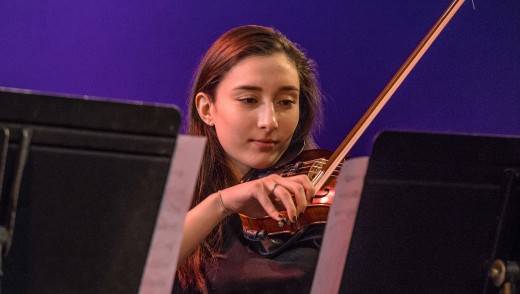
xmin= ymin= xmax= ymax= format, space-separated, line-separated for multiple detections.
xmin=215 ymin=190 xmax=233 ymax=217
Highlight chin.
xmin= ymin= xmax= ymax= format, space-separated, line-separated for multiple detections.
xmin=247 ymin=156 xmax=279 ymax=170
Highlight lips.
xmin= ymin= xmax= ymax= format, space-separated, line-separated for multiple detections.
xmin=250 ymin=139 xmax=278 ymax=149
xmin=254 ymin=139 xmax=277 ymax=144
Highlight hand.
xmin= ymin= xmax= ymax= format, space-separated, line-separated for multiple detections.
xmin=219 ymin=174 xmax=315 ymax=222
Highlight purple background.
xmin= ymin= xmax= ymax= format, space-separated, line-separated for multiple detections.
xmin=1 ymin=0 xmax=519 ymax=156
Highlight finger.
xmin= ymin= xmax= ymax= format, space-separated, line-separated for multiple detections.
xmin=292 ymin=188 xmax=307 ymax=216
xmin=275 ymin=178 xmax=307 ymax=215
xmin=271 ymin=184 xmax=297 ymax=222
xmin=290 ymin=175 xmax=315 ymax=202
xmin=254 ymin=184 xmax=283 ymax=221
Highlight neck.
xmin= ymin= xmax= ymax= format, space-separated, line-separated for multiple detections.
xmin=226 ymin=159 xmax=250 ymax=181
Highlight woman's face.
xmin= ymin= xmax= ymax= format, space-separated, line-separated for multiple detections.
xmin=204 ymin=52 xmax=300 ymax=178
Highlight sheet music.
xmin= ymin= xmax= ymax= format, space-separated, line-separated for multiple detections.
xmin=310 ymin=156 xmax=369 ymax=294
xmin=139 ymin=135 xmax=206 ymax=294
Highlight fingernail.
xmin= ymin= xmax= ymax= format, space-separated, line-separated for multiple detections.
xmin=278 ymin=217 xmax=288 ymax=227
xmin=278 ymin=220 xmax=284 ymax=228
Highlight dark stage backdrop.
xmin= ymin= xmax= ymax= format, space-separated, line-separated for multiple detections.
xmin=1 ymin=1 xmax=519 ymax=155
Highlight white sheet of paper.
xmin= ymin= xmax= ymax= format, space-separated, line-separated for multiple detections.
xmin=139 ymin=135 xmax=206 ymax=294
xmin=310 ymin=156 xmax=369 ymax=294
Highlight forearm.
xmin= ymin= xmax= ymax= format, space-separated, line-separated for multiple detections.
xmin=177 ymin=192 xmax=230 ymax=266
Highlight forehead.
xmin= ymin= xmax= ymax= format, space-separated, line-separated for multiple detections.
xmin=217 ymin=52 xmax=299 ymax=92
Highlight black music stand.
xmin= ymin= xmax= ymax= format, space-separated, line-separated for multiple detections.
xmin=0 ymin=88 xmax=181 ymax=293
xmin=340 ymin=131 xmax=520 ymax=294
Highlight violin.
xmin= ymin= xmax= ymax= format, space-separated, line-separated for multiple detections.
xmin=239 ymin=149 xmax=340 ymax=256
xmin=239 ymin=0 xmax=466 ymax=257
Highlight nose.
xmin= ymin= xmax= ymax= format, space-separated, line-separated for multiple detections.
xmin=257 ymin=102 xmax=278 ymax=131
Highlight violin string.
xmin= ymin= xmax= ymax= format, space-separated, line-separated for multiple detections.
xmin=298 ymin=163 xmax=342 ymax=171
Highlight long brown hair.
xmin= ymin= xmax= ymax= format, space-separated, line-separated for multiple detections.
xmin=177 ymin=25 xmax=322 ymax=293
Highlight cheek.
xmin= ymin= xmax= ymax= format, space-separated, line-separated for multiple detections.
xmin=214 ymin=116 xmax=247 ymax=147
xmin=215 ymin=123 xmax=237 ymax=145
xmin=281 ymin=111 xmax=300 ymax=134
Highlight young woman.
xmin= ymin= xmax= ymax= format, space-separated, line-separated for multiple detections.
xmin=175 ymin=25 xmax=323 ymax=293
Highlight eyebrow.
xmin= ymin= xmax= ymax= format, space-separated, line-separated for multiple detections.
xmin=232 ymin=85 xmax=300 ymax=92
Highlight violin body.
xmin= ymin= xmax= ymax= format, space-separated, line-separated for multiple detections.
xmin=239 ymin=149 xmax=342 ymax=256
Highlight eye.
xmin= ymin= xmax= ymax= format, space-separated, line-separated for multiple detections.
xmin=277 ymin=98 xmax=296 ymax=107
xmin=238 ymin=97 xmax=258 ymax=104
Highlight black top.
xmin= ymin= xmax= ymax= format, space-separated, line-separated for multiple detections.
xmin=174 ymin=140 xmax=319 ymax=293
xmin=174 ymin=215 xmax=319 ymax=293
